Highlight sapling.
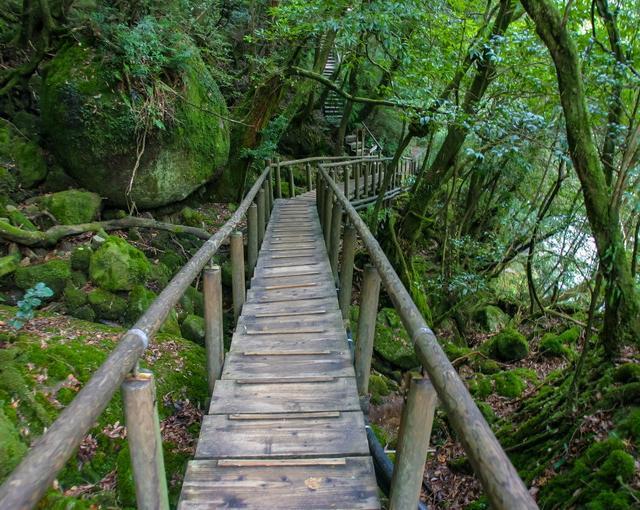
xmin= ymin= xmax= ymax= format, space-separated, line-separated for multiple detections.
xmin=10 ymin=282 xmax=54 ymax=329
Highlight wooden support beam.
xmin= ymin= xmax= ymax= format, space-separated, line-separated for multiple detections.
xmin=257 ymin=189 xmax=265 ymax=247
xmin=389 ymin=377 xmax=437 ymax=510
xmin=247 ymin=204 xmax=258 ymax=276
xmin=230 ymin=231 xmax=245 ymax=322
xmin=329 ymin=200 xmax=343 ymax=282
xmin=338 ymin=224 xmax=357 ymax=320
xmin=306 ymin=163 xmax=313 ymax=191
xmin=323 ymin=184 xmax=333 ymax=250
xmin=355 ymin=265 xmax=381 ymax=395
xmin=289 ymin=167 xmax=296 ymax=198
xmin=121 ymin=370 xmax=170 ymax=510
xmin=204 ymin=266 xmax=223 ymax=392
xmin=275 ymin=160 xmax=282 ymax=199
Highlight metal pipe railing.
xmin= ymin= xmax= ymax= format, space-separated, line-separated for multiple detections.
xmin=317 ymin=165 xmax=537 ymax=510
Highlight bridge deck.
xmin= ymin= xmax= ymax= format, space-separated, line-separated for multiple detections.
xmin=178 ymin=194 xmax=380 ymax=509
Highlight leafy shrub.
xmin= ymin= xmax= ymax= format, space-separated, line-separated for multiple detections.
xmin=9 ymin=282 xmax=53 ymax=329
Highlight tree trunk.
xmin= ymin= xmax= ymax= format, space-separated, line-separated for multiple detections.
xmin=520 ymin=0 xmax=640 ymax=353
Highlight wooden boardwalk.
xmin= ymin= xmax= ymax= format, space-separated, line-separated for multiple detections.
xmin=178 ymin=194 xmax=380 ymax=509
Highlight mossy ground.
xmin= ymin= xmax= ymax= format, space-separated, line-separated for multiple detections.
xmin=0 ymin=305 xmax=207 ymax=508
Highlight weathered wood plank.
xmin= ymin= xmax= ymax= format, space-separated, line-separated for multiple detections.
xmin=178 ymin=457 xmax=380 ymax=509
xmin=221 ymin=351 xmax=355 ymax=379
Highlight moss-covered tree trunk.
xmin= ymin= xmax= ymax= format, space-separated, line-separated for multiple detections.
xmin=520 ymin=0 xmax=640 ymax=352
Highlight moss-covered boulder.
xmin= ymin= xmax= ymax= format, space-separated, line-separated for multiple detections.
xmin=181 ymin=314 xmax=205 ymax=344
xmin=179 ymin=286 xmax=204 ymax=317
xmin=14 ymin=259 xmax=71 ymax=295
xmin=487 ymin=327 xmax=529 ymax=362
xmin=0 ymin=125 xmax=47 ymax=188
xmin=474 ymin=305 xmax=509 ymax=332
xmin=6 ymin=206 xmax=36 ymax=231
xmin=70 ymin=245 xmax=92 ymax=273
xmin=88 ymin=289 xmax=127 ymax=321
xmin=492 ymin=370 xmax=526 ymax=398
xmin=0 ymin=253 xmax=21 ymax=279
xmin=63 ymin=283 xmax=87 ymax=311
xmin=38 ymin=190 xmax=102 ymax=224
xmin=41 ymin=43 xmax=230 ymax=208
xmin=368 ymin=373 xmax=392 ymax=405
xmin=373 ymin=308 xmax=420 ymax=369
xmin=89 ymin=236 xmax=151 ymax=291
xmin=127 ymin=285 xmax=180 ymax=335
xmin=539 ymin=334 xmax=571 ymax=358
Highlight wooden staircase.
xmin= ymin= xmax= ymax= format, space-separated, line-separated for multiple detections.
xmin=322 ymin=51 xmax=345 ymax=124
xmin=178 ymin=193 xmax=380 ymax=509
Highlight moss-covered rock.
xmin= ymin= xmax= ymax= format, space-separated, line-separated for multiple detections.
xmin=469 ymin=375 xmax=493 ymax=399
xmin=179 ymin=286 xmax=204 ymax=317
xmin=373 ymin=308 xmax=420 ymax=369
xmin=14 ymin=259 xmax=71 ymax=295
xmin=487 ymin=328 xmax=529 ymax=362
xmin=63 ymin=283 xmax=87 ymax=311
xmin=492 ymin=370 xmax=526 ymax=398
xmin=368 ymin=373 xmax=392 ymax=405
xmin=6 ymin=206 xmax=36 ymax=231
xmin=617 ymin=407 xmax=640 ymax=441
xmin=181 ymin=207 xmax=207 ymax=227
xmin=474 ymin=305 xmax=509 ymax=332
xmin=70 ymin=245 xmax=92 ymax=273
xmin=89 ymin=236 xmax=151 ymax=291
xmin=476 ymin=401 xmax=497 ymax=423
xmin=0 ymin=253 xmax=21 ymax=278
xmin=613 ymin=363 xmax=640 ymax=384
xmin=71 ymin=304 xmax=96 ymax=322
xmin=539 ymin=334 xmax=571 ymax=358
xmin=0 ymin=125 xmax=47 ymax=188
xmin=181 ymin=314 xmax=206 ymax=344
xmin=39 ymin=190 xmax=102 ymax=224
xmin=126 ymin=285 xmax=180 ymax=334
xmin=88 ymin=289 xmax=127 ymax=321
xmin=148 ymin=262 xmax=172 ymax=289
xmin=41 ymin=43 xmax=230 ymax=208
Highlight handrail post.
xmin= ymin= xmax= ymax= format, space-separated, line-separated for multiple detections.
xmin=257 ymin=188 xmax=266 ymax=247
xmin=355 ymin=264 xmax=380 ymax=395
xmin=122 ymin=370 xmax=169 ymax=510
xmin=323 ymin=184 xmax=333 ymax=249
xmin=275 ymin=159 xmax=282 ymax=198
xmin=389 ymin=377 xmax=437 ymax=510
xmin=306 ymin=162 xmax=313 ymax=191
xmin=247 ymin=203 xmax=258 ymax=276
xmin=267 ymin=168 xmax=274 ymax=213
xmin=354 ymin=162 xmax=360 ymax=199
xmin=363 ymin=162 xmax=370 ymax=197
xmin=204 ymin=265 xmax=223 ymax=392
xmin=230 ymin=231 xmax=245 ymax=322
xmin=329 ymin=200 xmax=343 ymax=282
xmin=338 ymin=224 xmax=356 ymax=320
xmin=289 ymin=167 xmax=295 ymax=198
xmin=343 ymin=165 xmax=349 ymax=198
xmin=317 ymin=174 xmax=324 ymax=219
xmin=264 ymin=181 xmax=271 ymax=222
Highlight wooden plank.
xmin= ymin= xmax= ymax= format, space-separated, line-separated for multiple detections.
xmin=178 ymin=457 xmax=380 ymax=509
xmin=194 ymin=411 xmax=368 ymax=459
xmin=221 ymin=351 xmax=355 ymax=379
xmin=209 ymin=378 xmax=361 ymax=414
xmin=228 ymin=336 xmax=348 ymax=354
xmin=228 ymin=411 xmax=341 ymax=420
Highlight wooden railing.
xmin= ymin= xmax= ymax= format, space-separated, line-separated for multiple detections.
xmin=0 ymin=154 xmax=380 ymax=510
xmin=317 ymin=163 xmax=538 ymax=510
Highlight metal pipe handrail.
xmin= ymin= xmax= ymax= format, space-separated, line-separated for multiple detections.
xmin=276 ymin=154 xmax=382 ymax=167
xmin=317 ymin=166 xmax=537 ymax=510
xmin=321 ymin=157 xmax=391 ymax=168
xmin=0 ymin=162 xmax=277 ymax=508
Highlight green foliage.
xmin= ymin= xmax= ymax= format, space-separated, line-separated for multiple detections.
xmin=493 ymin=370 xmax=525 ymax=398
xmin=89 ymin=236 xmax=151 ymax=291
xmin=70 ymin=245 xmax=93 ymax=273
xmin=614 ymin=363 xmax=640 ymax=384
xmin=9 ymin=282 xmax=54 ymax=329
xmin=0 ymin=407 xmax=27 ymax=479
xmin=487 ymin=328 xmax=529 ymax=362
xmin=15 ymin=259 xmax=71 ymax=295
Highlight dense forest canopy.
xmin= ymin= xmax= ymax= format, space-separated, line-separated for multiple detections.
xmin=0 ymin=0 xmax=639 ymax=508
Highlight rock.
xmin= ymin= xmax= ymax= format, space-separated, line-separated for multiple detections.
xmin=41 ymin=43 xmax=230 ymax=208
xmin=63 ymin=283 xmax=88 ymax=311
xmin=487 ymin=327 xmax=529 ymax=362
xmin=88 ymin=289 xmax=127 ymax=321
xmin=373 ymin=308 xmax=420 ymax=369
xmin=70 ymin=304 xmax=96 ymax=322
xmin=5 ymin=206 xmax=36 ymax=231
xmin=38 ymin=190 xmax=102 ymax=225
xmin=0 ymin=124 xmax=47 ymax=188
xmin=89 ymin=236 xmax=151 ymax=291
xmin=180 ymin=286 xmax=204 ymax=317
xmin=0 ymin=253 xmax=21 ymax=279
xmin=181 ymin=207 xmax=207 ymax=227
xmin=40 ymin=165 xmax=79 ymax=192
xmin=70 ymin=245 xmax=92 ymax=272
xmin=474 ymin=305 xmax=509 ymax=332
xmin=368 ymin=373 xmax=392 ymax=405
xmin=492 ymin=370 xmax=525 ymax=398
xmin=181 ymin=314 xmax=206 ymax=344
xmin=126 ymin=285 xmax=180 ymax=334
xmin=14 ymin=259 xmax=71 ymax=295
xmin=148 ymin=262 xmax=172 ymax=289
xmin=539 ymin=334 xmax=571 ymax=358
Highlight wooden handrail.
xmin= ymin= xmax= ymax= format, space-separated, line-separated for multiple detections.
xmin=0 ymin=163 xmax=276 ymax=508
xmin=317 ymin=165 xmax=537 ymax=510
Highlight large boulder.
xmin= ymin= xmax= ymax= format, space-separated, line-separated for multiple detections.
xmin=41 ymin=43 xmax=230 ymax=208
xmin=487 ymin=327 xmax=529 ymax=362
xmin=38 ymin=190 xmax=102 ymax=224
xmin=89 ymin=236 xmax=151 ymax=291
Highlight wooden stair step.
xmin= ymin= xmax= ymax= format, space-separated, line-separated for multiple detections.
xmin=178 ymin=457 xmax=380 ymax=509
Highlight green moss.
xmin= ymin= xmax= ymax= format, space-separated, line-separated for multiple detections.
xmin=370 ymin=423 xmax=389 ymax=446
xmin=474 ymin=305 xmax=509 ymax=332
xmin=0 ymin=253 xmax=21 ymax=278
xmin=539 ymin=334 xmax=571 ymax=357
xmin=469 ymin=376 xmax=493 ymax=399
xmin=443 ymin=342 xmax=471 ymax=362
xmin=116 ymin=446 xmax=136 ymax=507
xmin=39 ymin=190 xmax=102 ymax=224
xmin=0 ymin=407 xmax=27 ymax=479
xmin=14 ymin=259 xmax=71 ymax=295
xmin=617 ymin=407 xmax=640 ymax=441
xmin=368 ymin=373 xmax=392 ymax=405
xmin=88 ymin=289 xmax=127 ymax=321
xmin=70 ymin=304 xmax=96 ymax=322
xmin=596 ymin=449 xmax=635 ymax=482
xmin=493 ymin=370 xmax=526 ymax=398
xmin=63 ymin=282 xmax=87 ymax=310
xmin=70 ymin=245 xmax=93 ymax=272
xmin=475 ymin=358 xmax=501 ymax=374
xmin=159 ymin=251 xmax=185 ymax=275
xmin=6 ymin=206 xmax=36 ymax=231
xmin=614 ymin=363 xmax=640 ymax=384
xmin=372 ymin=308 xmax=420 ymax=369
xmin=586 ymin=491 xmax=632 ymax=510
xmin=41 ymin=43 xmax=230 ymax=208
xmin=557 ymin=326 xmax=580 ymax=344
xmin=487 ymin=327 xmax=529 ymax=362
xmin=148 ymin=262 xmax=172 ymax=288
xmin=126 ymin=285 xmax=179 ymax=334
xmin=476 ymin=401 xmax=497 ymax=423
xmin=181 ymin=207 xmax=207 ymax=227
xmin=181 ymin=314 xmax=206 ymax=344
xmin=89 ymin=236 xmax=151 ymax=291
xmin=179 ymin=286 xmax=204 ymax=317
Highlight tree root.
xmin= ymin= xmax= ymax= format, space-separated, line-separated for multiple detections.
xmin=0 ymin=217 xmax=213 ymax=247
